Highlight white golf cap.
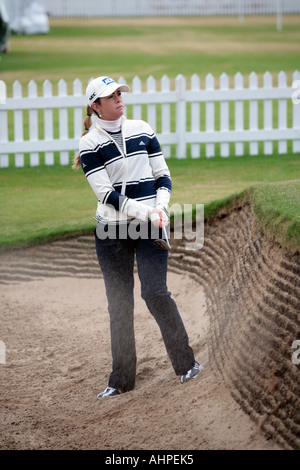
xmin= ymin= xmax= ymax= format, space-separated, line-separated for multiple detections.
xmin=86 ymin=76 xmax=129 ymax=105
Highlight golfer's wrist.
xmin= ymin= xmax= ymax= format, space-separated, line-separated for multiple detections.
xmin=150 ymin=211 xmax=160 ymax=224
xmin=155 ymin=205 xmax=169 ymax=223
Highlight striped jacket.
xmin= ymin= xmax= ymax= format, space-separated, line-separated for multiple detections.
xmin=79 ymin=117 xmax=172 ymax=224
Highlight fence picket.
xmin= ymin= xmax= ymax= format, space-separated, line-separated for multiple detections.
xmin=292 ymin=70 xmax=300 ymax=153
xmin=132 ymin=76 xmax=142 ymax=121
xmin=220 ymin=73 xmax=229 ymax=157
xmin=43 ymin=80 xmax=54 ymax=165
xmin=28 ymin=80 xmax=39 ymax=166
xmin=249 ymin=72 xmax=259 ymax=155
xmin=118 ymin=76 xmax=128 ymax=118
xmin=147 ymin=76 xmax=156 ymax=132
xmin=234 ymin=72 xmax=244 ymax=156
xmin=13 ymin=81 xmax=24 ymax=167
xmin=73 ymin=78 xmax=83 ymax=141
xmin=176 ymin=74 xmax=186 ymax=159
xmin=205 ymin=74 xmax=215 ymax=157
xmin=0 ymin=81 xmax=8 ymax=168
xmin=58 ymin=79 xmax=69 ymax=165
xmin=263 ymin=72 xmax=273 ymax=155
xmin=1 ymin=71 xmax=299 ymax=167
xmin=161 ymin=75 xmax=171 ymax=158
xmin=191 ymin=74 xmax=200 ymax=159
xmin=278 ymin=71 xmax=287 ymax=155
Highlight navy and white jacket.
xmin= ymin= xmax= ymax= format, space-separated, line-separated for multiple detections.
xmin=79 ymin=116 xmax=172 ymax=225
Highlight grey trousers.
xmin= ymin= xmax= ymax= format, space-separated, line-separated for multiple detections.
xmin=95 ymin=232 xmax=195 ymax=393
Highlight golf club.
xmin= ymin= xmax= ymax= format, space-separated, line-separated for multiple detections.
xmin=154 ymin=223 xmax=170 ymax=251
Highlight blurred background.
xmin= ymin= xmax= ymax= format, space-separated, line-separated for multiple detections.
xmin=1 ymin=0 xmax=300 ymax=89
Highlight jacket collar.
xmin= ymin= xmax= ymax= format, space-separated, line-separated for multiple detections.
xmin=95 ymin=115 xmax=126 ymax=135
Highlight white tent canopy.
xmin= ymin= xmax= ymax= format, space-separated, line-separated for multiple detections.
xmin=4 ymin=0 xmax=49 ymax=34
xmin=0 ymin=0 xmax=9 ymax=51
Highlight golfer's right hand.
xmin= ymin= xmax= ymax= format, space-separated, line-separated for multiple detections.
xmin=150 ymin=208 xmax=169 ymax=228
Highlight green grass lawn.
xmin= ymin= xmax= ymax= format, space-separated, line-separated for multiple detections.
xmin=0 ymin=153 xmax=299 ymax=251
xmin=252 ymin=180 xmax=300 ymax=250
xmin=0 ymin=15 xmax=299 ymax=251
xmin=1 ymin=15 xmax=300 ymax=89
xmin=1 ymin=15 xmax=299 ymax=160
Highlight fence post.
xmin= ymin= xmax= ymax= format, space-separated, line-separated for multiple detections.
xmin=0 ymin=80 xmax=8 ymax=168
xmin=175 ymin=74 xmax=186 ymax=158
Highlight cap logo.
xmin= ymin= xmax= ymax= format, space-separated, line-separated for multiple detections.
xmin=89 ymin=91 xmax=96 ymax=101
xmin=102 ymin=77 xmax=115 ymax=86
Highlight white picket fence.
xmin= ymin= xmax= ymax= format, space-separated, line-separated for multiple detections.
xmin=0 ymin=71 xmax=300 ymax=167
xmin=42 ymin=0 xmax=300 ymax=18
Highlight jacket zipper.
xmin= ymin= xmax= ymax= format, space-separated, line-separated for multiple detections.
xmin=97 ymin=123 xmax=128 ymax=196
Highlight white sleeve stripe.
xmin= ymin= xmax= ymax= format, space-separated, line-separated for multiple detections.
xmin=120 ymin=197 xmax=128 ymax=212
xmin=85 ymin=166 xmax=105 ymax=178
xmin=157 ymin=187 xmax=171 ymax=193
xmin=103 ymin=191 xmax=112 ymax=205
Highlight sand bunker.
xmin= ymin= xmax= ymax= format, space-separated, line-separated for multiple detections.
xmin=0 ymin=202 xmax=299 ymax=450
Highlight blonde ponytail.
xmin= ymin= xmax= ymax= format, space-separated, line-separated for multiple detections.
xmin=72 ymin=105 xmax=95 ymax=169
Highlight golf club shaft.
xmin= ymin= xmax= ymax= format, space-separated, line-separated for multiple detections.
xmin=162 ymin=224 xmax=170 ymax=249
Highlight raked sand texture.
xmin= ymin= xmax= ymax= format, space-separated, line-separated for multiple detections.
xmin=0 ymin=203 xmax=299 ymax=450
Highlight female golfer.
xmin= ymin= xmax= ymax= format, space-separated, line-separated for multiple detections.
xmin=73 ymin=76 xmax=203 ymax=397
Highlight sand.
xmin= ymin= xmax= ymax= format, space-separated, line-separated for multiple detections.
xmin=0 ymin=227 xmax=283 ymax=451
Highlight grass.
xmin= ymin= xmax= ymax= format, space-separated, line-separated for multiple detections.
xmin=1 ymin=15 xmax=299 ymax=162
xmin=0 ymin=15 xmax=299 ymax=251
xmin=252 ymin=180 xmax=300 ymax=250
xmin=0 ymin=165 xmax=95 ymax=249
xmin=0 ymin=153 xmax=299 ymax=251
xmin=165 ymin=153 xmax=300 ymax=206
xmin=1 ymin=15 xmax=300 ymax=89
